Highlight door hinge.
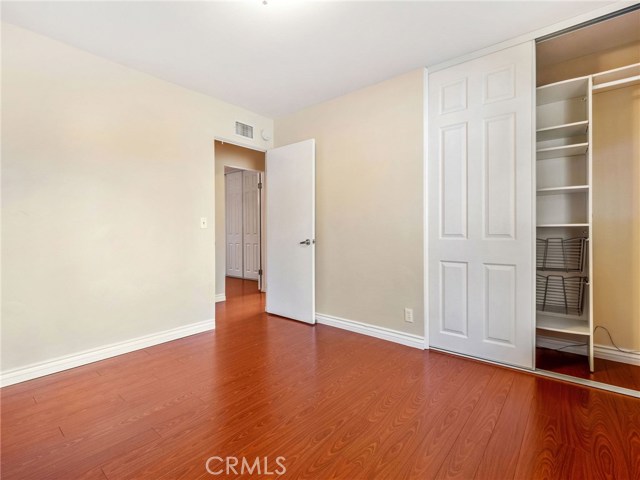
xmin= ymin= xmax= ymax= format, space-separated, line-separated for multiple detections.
xmin=258 ymin=182 xmax=263 ymax=189
xmin=258 ymin=269 xmax=263 ymax=276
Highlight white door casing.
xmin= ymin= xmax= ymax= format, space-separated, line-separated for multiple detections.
xmin=266 ymin=139 xmax=316 ymax=324
xmin=225 ymin=171 xmax=243 ymax=278
xmin=428 ymin=42 xmax=535 ymax=369
xmin=243 ymin=171 xmax=260 ymax=281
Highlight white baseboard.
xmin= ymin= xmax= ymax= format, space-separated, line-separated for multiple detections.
xmin=0 ymin=319 xmax=215 ymax=388
xmin=215 ymin=294 xmax=226 ymax=303
xmin=537 ymin=335 xmax=640 ymax=366
xmin=316 ymin=313 xmax=424 ymax=349
xmin=594 ymin=344 xmax=640 ymax=366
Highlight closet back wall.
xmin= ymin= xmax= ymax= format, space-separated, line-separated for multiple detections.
xmin=592 ymin=83 xmax=640 ymax=353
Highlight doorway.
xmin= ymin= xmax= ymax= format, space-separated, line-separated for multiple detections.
xmin=214 ymin=138 xmax=317 ymax=325
xmin=214 ymin=140 xmax=265 ymax=302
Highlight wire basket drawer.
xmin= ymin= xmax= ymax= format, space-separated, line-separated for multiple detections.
xmin=536 ymin=237 xmax=587 ymax=272
xmin=536 ymin=274 xmax=588 ymax=316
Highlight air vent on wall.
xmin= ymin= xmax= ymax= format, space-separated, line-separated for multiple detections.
xmin=235 ymin=121 xmax=254 ymax=139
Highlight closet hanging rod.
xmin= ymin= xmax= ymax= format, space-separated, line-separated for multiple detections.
xmin=592 ymin=63 xmax=640 ymax=93
xmin=592 ymin=75 xmax=640 ymax=93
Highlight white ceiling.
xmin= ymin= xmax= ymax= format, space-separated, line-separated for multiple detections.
xmin=1 ymin=1 xmax=619 ymax=117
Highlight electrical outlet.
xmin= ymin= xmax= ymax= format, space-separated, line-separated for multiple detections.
xmin=404 ymin=307 xmax=414 ymax=323
xmin=200 ymin=217 xmax=208 ymax=228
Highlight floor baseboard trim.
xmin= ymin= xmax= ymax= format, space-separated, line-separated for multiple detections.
xmin=537 ymin=335 xmax=640 ymax=366
xmin=0 ymin=319 xmax=215 ymax=388
xmin=316 ymin=313 xmax=424 ymax=349
xmin=215 ymin=294 xmax=226 ymax=303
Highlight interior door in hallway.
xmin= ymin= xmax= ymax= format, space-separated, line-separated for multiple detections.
xmin=225 ymin=171 xmax=243 ymax=278
xmin=266 ymin=139 xmax=315 ymax=324
xmin=428 ymin=42 xmax=535 ymax=369
xmin=243 ymin=171 xmax=260 ymax=281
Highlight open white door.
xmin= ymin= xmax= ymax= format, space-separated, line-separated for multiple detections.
xmin=428 ymin=42 xmax=535 ymax=369
xmin=266 ymin=139 xmax=315 ymax=324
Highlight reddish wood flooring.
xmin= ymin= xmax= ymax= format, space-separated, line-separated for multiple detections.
xmin=2 ymin=277 xmax=639 ymax=479
xmin=537 ymin=346 xmax=640 ymax=391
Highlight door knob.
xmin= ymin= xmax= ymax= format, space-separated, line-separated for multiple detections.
xmin=299 ymin=239 xmax=312 ymax=245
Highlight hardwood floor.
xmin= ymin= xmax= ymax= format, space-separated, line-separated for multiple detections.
xmin=537 ymin=346 xmax=640 ymax=391
xmin=2 ymin=277 xmax=639 ymax=479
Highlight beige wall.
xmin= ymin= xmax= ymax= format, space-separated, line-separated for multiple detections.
xmin=275 ymin=70 xmax=425 ymax=336
xmin=1 ymin=24 xmax=273 ymax=373
xmin=592 ymin=84 xmax=640 ymax=352
xmin=214 ymin=141 xmax=265 ymax=296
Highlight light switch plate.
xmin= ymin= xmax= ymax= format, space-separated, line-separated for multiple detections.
xmin=200 ymin=217 xmax=207 ymax=228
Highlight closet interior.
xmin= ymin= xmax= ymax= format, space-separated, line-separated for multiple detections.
xmin=534 ymin=9 xmax=640 ymax=389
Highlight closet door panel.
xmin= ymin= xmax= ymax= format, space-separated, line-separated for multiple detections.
xmin=483 ymin=113 xmax=516 ymax=238
xmin=243 ymin=171 xmax=260 ymax=280
xmin=440 ymin=123 xmax=468 ymax=238
xmin=428 ymin=41 xmax=535 ymax=369
xmin=440 ymin=261 xmax=469 ymax=337
xmin=484 ymin=263 xmax=517 ymax=346
xmin=225 ymin=171 xmax=243 ymax=278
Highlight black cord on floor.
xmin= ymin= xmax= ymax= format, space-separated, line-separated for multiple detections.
xmin=594 ymin=325 xmax=640 ymax=355
xmin=555 ymin=342 xmax=587 ymax=351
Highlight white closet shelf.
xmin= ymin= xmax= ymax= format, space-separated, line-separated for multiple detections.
xmin=537 ymin=185 xmax=589 ymax=196
xmin=536 ymin=313 xmax=590 ymax=335
xmin=536 ymin=143 xmax=588 ymax=160
xmin=536 ymin=121 xmax=588 ymax=142
xmin=536 ymin=76 xmax=589 ymax=106
xmin=537 ymin=223 xmax=589 ymax=228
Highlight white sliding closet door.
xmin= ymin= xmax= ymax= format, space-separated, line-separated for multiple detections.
xmin=225 ymin=171 xmax=243 ymax=278
xmin=243 ymin=171 xmax=260 ymax=281
xmin=428 ymin=42 xmax=535 ymax=369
